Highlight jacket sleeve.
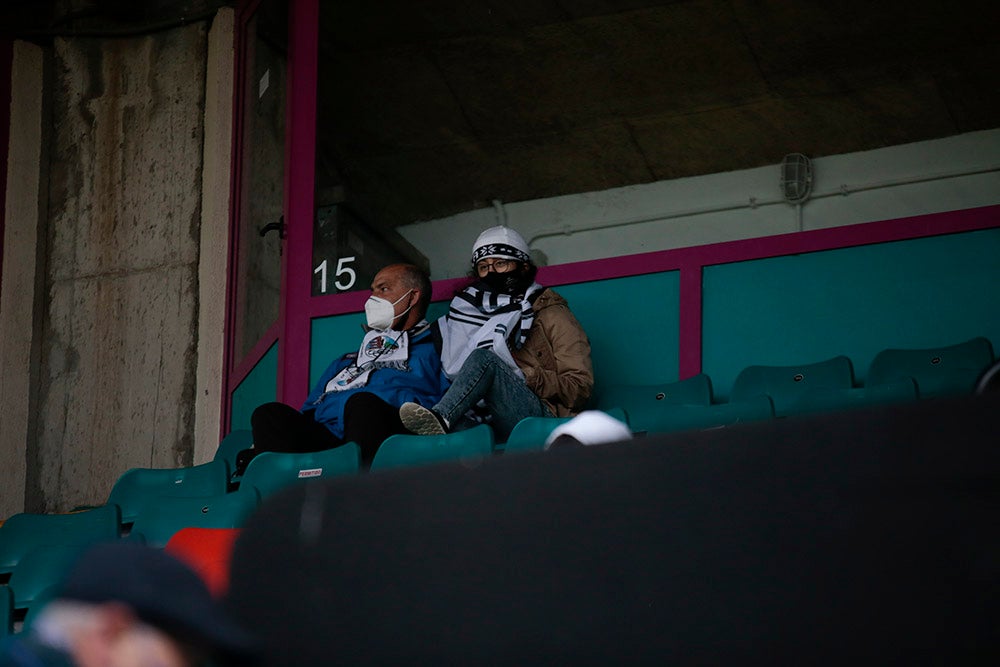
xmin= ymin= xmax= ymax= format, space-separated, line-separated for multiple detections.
xmin=522 ymin=304 xmax=594 ymax=413
xmin=301 ymin=355 xmax=352 ymax=410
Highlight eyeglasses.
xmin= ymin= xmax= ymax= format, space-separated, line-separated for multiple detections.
xmin=475 ymin=258 xmax=514 ymax=276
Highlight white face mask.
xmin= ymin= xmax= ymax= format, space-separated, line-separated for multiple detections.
xmin=364 ymin=289 xmax=413 ymax=331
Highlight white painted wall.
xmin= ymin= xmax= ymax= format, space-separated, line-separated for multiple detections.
xmin=401 ymin=129 xmax=1000 ymax=278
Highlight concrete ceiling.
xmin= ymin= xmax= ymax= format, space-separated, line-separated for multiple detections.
xmin=315 ymin=0 xmax=1000 ymax=231
xmin=4 ymin=0 xmax=999 ymax=234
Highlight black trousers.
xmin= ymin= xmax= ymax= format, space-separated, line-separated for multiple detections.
xmin=249 ymin=392 xmax=408 ymax=469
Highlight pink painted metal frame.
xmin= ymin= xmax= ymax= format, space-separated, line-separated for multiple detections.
xmin=223 ymin=0 xmax=1000 ymax=429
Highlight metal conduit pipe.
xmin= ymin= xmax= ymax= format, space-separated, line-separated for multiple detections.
xmin=492 ymin=199 xmax=508 ymax=227
xmin=526 ymin=164 xmax=1000 ymax=247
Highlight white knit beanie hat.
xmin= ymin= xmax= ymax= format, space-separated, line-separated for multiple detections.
xmin=543 ymin=410 xmax=633 ymax=450
xmin=471 ymin=226 xmax=530 ymax=264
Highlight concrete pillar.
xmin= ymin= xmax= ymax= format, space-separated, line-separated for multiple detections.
xmin=39 ymin=24 xmax=208 ymax=512
xmin=0 ymin=41 xmax=45 ymax=518
xmin=194 ymin=8 xmax=235 ymax=464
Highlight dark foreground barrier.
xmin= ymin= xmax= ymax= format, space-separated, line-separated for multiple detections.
xmin=227 ymin=393 xmax=1000 ymax=666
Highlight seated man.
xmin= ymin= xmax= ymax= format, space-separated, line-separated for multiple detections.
xmin=399 ymin=226 xmax=593 ymax=442
xmin=245 ymin=263 xmax=449 ymax=469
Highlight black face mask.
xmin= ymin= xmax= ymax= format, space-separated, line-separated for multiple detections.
xmin=480 ymin=268 xmax=531 ymax=295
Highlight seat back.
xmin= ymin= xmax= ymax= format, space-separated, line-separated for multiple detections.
xmin=107 ymin=459 xmax=230 ymax=525
xmin=866 ymin=337 xmax=995 ymax=399
xmin=164 ymin=527 xmax=241 ymax=598
xmin=503 ymin=408 xmax=630 ymax=453
xmin=0 ymin=504 xmax=122 ymax=579
xmin=370 ymin=425 xmax=495 ymax=472
xmin=214 ymin=429 xmax=254 ymax=479
xmin=786 ymin=380 xmax=918 ymax=417
xmin=503 ymin=416 xmax=572 ymax=454
xmin=21 ymin=585 xmax=58 ymax=634
xmin=8 ymin=544 xmax=92 ymax=610
xmin=730 ymin=356 xmax=854 ymax=417
xmin=630 ymin=396 xmax=775 ymax=436
xmin=240 ymin=444 xmax=361 ymax=499
xmin=0 ymin=585 xmax=12 ymax=637
xmin=597 ymin=374 xmax=712 ymax=413
xmin=129 ymin=489 xmax=260 ymax=549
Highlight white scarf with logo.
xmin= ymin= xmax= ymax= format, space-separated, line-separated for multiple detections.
xmin=438 ymin=282 xmax=543 ymax=379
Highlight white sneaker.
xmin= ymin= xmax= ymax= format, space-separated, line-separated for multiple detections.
xmin=399 ymin=402 xmax=448 ymax=435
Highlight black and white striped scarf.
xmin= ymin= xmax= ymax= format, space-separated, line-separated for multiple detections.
xmin=439 ymin=282 xmax=544 ymax=379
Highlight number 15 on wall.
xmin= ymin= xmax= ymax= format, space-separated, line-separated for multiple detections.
xmin=313 ymin=256 xmax=357 ymax=293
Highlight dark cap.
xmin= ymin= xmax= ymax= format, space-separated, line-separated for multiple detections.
xmin=56 ymin=542 xmax=257 ymax=657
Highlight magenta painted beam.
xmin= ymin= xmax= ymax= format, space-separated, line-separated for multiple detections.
xmin=277 ymin=0 xmax=319 ymax=408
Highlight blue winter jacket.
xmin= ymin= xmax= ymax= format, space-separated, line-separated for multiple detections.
xmin=302 ymin=324 xmax=449 ymax=439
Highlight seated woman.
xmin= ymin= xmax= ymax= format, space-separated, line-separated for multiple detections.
xmin=400 ymin=226 xmax=593 ymax=442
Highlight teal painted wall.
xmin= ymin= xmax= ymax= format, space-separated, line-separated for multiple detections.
xmin=554 ymin=272 xmax=680 ymax=399
xmin=306 ymin=273 xmax=681 ymax=404
xmin=310 ymin=312 xmax=368 ymax=387
xmin=230 ymin=341 xmax=279 ymax=431
xmin=702 ymin=228 xmax=1000 ymax=400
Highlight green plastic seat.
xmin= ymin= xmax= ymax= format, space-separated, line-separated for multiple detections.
xmin=866 ymin=337 xmax=995 ymax=399
xmin=240 ymin=443 xmax=361 ymax=499
xmin=214 ymin=429 xmax=254 ymax=479
xmin=596 ymin=375 xmax=712 ymax=434
xmin=21 ymin=584 xmax=58 ymax=633
xmin=128 ymin=489 xmax=260 ymax=549
xmin=631 ymin=396 xmax=775 ymax=436
xmin=503 ymin=407 xmax=629 ymax=454
xmin=7 ymin=544 xmax=92 ymax=610
xmin=370 ymin=424 xmax=495 ymax=472
xmin=0 ymin=585 xmax=12 ymax=637
xmin=0 ymin=504 xmax=122 ymax=580
xmin=785 ymin=379 xmax=918 ymax=416
xmin=107 ymin=459 xmax=230 ymax=525
xmin=730 ymin=356 xmax=855 ymax=417
xmin=503 ymin=416 xmax=573 ymax=454
xmin=596 ymin=374 xmax=713 ymax=413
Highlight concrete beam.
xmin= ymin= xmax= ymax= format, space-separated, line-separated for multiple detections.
xmin=194 ymin=7 xmax=234 ymax=464
xmin=0 ymin=41 xmax=45 ymax=518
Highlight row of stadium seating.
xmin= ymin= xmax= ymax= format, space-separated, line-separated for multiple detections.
xmin=0 ymin=336 xmax=995 ymax=634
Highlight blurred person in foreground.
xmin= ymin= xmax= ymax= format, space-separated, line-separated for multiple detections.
xmin=0 ymin=542 xmax=257 ymax=667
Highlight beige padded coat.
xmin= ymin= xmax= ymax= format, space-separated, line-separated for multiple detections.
xmin=512 ymin=288 xmax=594 ymax=417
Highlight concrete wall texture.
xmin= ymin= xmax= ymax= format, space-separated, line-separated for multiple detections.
xmin=34 ymin=25 xmax=208 ymax=512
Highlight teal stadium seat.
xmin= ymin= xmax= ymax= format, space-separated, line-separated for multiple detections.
xmin=7 ymin=544 xmax=88 ymax=611
xmin=0 ymin=504 xmax=121 ymax=580
xmin=730 ymin=356 xmax=855 ymax=417
xmin=214 ymin=429 xmax=254 ymax=479
xmin=503 ymin=407 xmax=630 ymax=454
xmin=866 ymin=337 xmax=995 ymax=399
xmin=784 ymin=379 xmax=918 ymax=416
xmin=128 ymin=489 xmax=260 ymax=548
xmin=370 ymin=425 xmax=495 ymax=472
xmin=597 ymin=374 xmax=713 ymax=412
xmin=107 ymin=459 xmax=230 ymax=525
xmin=240 ymin=444 xmax=361 ymax=499
xmin=21 ymin=584 xmax=58 ymax=633
xmin=0 ymin=585 xmax=12 ymax=637
xmin=626 ymin=396 xmax=775 ymax=436
xmin=502 ymin=416 xmax=571 ymax=453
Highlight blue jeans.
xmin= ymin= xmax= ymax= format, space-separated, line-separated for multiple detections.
xmin=435 ymin=348 xmax=552 ymax=441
